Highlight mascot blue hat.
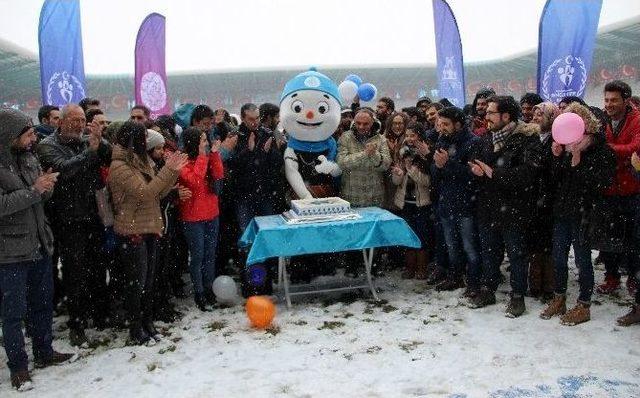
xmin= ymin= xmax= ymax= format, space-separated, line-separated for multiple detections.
xmin=279 ymin=67 xmax=342 ymax=106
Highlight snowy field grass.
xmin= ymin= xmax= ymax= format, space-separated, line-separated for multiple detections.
xmin=1 ymin=261 xmax=639 ymax=397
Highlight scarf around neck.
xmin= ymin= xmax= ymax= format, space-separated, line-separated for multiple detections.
xmin=287 ymin=136 xmax=337 ymax=161
xmin=492 ymin=121 xmax=517 ymax=152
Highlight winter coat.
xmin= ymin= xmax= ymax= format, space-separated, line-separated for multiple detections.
xmin=37 ymin=131 xmax=111 ymax=223
xmin=551 ymin=134 xmax=616 ymax=221
xmin=178 ymin=152 xmax=224 ymax=222
xmin=108 ymin=145 xmax=178 ymax=236
xmin=0 ymin=110 xmax=54 ymax=264
xmin=227 ymin=124 xmax=284 ymax=202
xmin=431 ymin=128 xmax=479 ymax=219
xmin=35 ymin=124 xmax=55 ymax=141
xmin=391 ymin=163 xmax=431 ymax=209
xmin=472 ymin=121 xmax=543 ymax=228
xmin=337 ymin=130 xmax=392 ymax=207
xmin=604 ymin=105 xmax=640 ymax=197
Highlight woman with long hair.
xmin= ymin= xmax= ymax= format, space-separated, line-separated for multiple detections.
xmin=178 ymin=127 xmax=224 ymax=311
xmin=108 ymin=121 xmax=188 ymax=345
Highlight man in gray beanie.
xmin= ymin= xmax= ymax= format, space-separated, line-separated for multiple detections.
xmin=0 ymin=108 xmax=74 ymax=391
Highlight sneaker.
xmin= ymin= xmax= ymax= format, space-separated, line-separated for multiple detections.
xmin=596 ymin=274 xmax=620 ymax=295
xmin=69 ymin=328 xmax=88 ymax=347
xmin=540 ymin=294 xmax=566 ymax=320
xmin=435 ymin=277 xmax=465 ymax=292
xmin=505 ymin=295 xmax=526 ymax=318
xmin=35 ymin=351 xmax=77 ymax=369
xmin=11 ymin=370 xmax=33 ymax=391
xmin=560 ymin=302 xmax=591 ymax=326
xmin=617 ymin=304 xmax=640 ymax=327
xmin=468 ymin=288 xmax=497 ymax=309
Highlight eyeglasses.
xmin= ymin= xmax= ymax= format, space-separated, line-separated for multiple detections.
xmin=485 ymin=110 xmax=501 ymax=115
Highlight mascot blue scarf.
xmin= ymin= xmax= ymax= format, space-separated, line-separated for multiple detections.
xmin=287 ymin=136 xmax=338 ymax=161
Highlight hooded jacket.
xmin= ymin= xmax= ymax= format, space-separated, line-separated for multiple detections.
xmin=0 ymin=109 xmax=54 ymax=264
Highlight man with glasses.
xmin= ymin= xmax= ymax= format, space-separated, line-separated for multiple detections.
xmin=468 ymin=96 xmax=542 ymax=318
xmin=37 ymin=104 xmax=112 ymax=346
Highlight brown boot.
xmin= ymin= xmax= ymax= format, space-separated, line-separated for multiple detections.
xmin=560 ymin=301 xmax=591 ymax=326
xmin=540 ymin=294 xmax=566 ymax=319
xmin=414 ymin=250 xmax=429 ymax=280
xmin=11 ymin=370 xmax=33 ymax=391
xmin=402 ymin=250 xmax=418 ymax=279
xmin=617 ymin=304 xmax=640 ymax=327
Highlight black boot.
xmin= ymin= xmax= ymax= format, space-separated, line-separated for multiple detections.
xmin=194 ymin=293 xmax=211 ymax=312
xmin=505 ymin=294 xmax=526 ymax=318
xmin=144 ymin=320 xmax=162 ymax=341
xmin=204 ymin=288 xmax=217 ymax=306
xmin=129 ymin=325 xmax=152 ymax=346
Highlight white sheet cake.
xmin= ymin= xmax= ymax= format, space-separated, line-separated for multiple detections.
xmin=290 ymin=197 xmax=351 ymax=217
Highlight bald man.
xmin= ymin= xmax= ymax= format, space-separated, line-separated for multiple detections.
xmin=37 ymin=104 xmax=112 ymax=347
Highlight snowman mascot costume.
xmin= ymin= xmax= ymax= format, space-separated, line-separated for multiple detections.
xmin=280 ymin=68 xmax=342 ymax=200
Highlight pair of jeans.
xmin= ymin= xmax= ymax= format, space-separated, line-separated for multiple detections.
xmin=0 ymin=252 xmax=53 ymax=373
xmin=478 ymin=220 xmax=528 ymax=296
xmin=401 ymin=203 xmax=432 ymax=249
xmin=56 ymin=220 xmax=109 ymax=330
xmin=236 ymin=197 xmax=275 ymax=231
xmin=600 ymin=195 xmax=640 ymax=281
xmin=116 ymin=235 xmax=158 ymax=327
xmin=182 ymin=218 xmax=220 ymax=295
xmin=552 ymin=218 xmax=594 ymax=302
xmin=440 ymin=215 xmax=482 ymax=288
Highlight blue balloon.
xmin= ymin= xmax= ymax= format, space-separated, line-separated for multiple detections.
xmin=249 ymin=265 xmax=267 ymax=287
xmin=345 ymin=74 xmax=363 ymax=87
xmin=358 ymin=83 xmax=377 ymax=102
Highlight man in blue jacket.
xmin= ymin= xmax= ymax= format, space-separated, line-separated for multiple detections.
xmin=431 ymin=106 xmax=481 ymax=294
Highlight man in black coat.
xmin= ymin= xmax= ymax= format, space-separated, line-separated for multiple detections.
xmin=468 ymin=96 xmax=543 ymax=318
xmin=37 ymin=104 xmax=112 ymax=346
xmin=0 ymin=109 xmax=74 ymax=390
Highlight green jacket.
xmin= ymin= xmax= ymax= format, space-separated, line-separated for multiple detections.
xmin=337 ymin=130 xmax=392 ymax=207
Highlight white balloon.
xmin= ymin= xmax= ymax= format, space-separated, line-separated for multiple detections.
xmin=212 ymin=276 xmax=238 ymax=304
xmin=338 ymin=80 xmax=359 ymax=103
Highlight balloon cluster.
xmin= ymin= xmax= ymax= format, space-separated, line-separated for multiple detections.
xmin=338 ymin=74 xmax=378 ymax=103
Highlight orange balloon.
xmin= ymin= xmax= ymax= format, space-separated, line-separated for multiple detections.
xmin=245 ymin=296 xmax=276 ymax=329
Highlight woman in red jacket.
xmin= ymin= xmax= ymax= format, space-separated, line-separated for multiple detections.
xmin=178 ymin=127 xmax=224 ymax=311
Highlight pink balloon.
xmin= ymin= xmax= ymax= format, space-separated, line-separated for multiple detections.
xmin=552 ymin=112 xmax=585 ymax=145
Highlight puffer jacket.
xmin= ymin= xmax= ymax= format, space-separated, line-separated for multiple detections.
xmin=0 ymin=109 xmax=54 ymax=264
xmin=108 ymin=145 xmax=178 ymax=236
xmin=337 ymin=130 xmax=392 ymax=207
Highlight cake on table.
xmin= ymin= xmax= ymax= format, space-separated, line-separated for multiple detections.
xmin=282 ymin=197 xmax=359 ymax=224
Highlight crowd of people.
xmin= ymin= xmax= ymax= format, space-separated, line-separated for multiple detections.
xmin=1 ymin=79 xmax=639 ymax=390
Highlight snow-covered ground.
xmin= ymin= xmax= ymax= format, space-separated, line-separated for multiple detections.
xmin=1 ymin=260 xmax=639 ymax=398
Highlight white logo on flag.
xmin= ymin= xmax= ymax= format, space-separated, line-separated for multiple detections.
xmin=47 ymin=71 xmax=85 ymax=105
xmin=140 ymin=72 xmax=167 ymax=111
xmin=542 ymin=55 xmax=588 ymax=103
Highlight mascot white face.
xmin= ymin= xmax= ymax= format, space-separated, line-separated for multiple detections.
xmin=280 ymin=89 xmax=341 ymax=142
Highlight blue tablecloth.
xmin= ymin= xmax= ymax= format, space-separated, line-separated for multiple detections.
xmin=239 ymin=207 xmax=421 ymax=265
